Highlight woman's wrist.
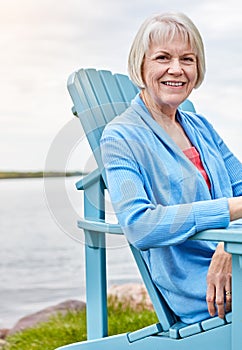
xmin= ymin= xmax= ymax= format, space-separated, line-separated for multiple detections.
xmin=228 ymin=197 xmax=242 ymax=221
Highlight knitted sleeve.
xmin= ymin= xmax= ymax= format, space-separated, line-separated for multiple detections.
xmin=101 ymin=126 xmax=230 ymax=250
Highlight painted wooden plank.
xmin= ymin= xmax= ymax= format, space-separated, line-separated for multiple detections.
xmin=99 ymin=70 xmax=130 ymax=117
xmin=67 ymin=71 xmax=103 ymax=155
xmin=84 ymin=177 xmax=107 ymax=339
xmin=114 ymin=73 xmax=139 ymax=102
xmin=130 ymin=245 xmax=177 ymax=331
xmin=169 ymin=321 xmax=188 ymax=339
xmin=127 ymin=323 xmax=162 ymax=343
xmin=179 ymin=99 xmax=196 ymax=112
xmin=179 ymin=322 xmax=202 ymax=338
xmin=231 ymin=254 xmax=242 ymax=350
xmin=67 ymin=71 xmax=91 ymax=113
xmin=201 ymin=316 xmax=226 ymax=331
xmin=85 ymin=69 xmax=117 ymax=124
xmin=192 ymin=228 xmax=242 ymax=245
xmin=75 ymin=69 xmax=106 ymax=126
xmin=225 ymin=312 xmax=232 ymax=323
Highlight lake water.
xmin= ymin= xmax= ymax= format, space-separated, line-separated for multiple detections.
xmin=0 ymin=177 xmax=140 ymax=329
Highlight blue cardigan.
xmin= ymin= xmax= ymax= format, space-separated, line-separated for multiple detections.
xmin=100 ymin=94 xmax=242 ymax=323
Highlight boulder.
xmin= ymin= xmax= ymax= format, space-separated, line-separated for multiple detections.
xmin=9 ymin=299 xmax=86 ymax=335
xmin=0 ymin=328 xmax=9 ymax=339
xmin=6 ymin=283 xmax=152 ymax=337
xmin=108 ymin=283 xmax=153 ymax=311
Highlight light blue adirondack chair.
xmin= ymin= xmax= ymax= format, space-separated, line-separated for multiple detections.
xmin=56 ymin=68 xmax=242 ymax=350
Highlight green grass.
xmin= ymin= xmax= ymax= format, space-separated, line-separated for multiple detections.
xmin=4 ymin=297 xmax=157 ymax=350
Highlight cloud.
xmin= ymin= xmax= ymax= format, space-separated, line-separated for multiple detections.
xmin=0 ymin=0 xmax=241 ymax=170
xmin=194 ymin=1 xmax=242 ymax=36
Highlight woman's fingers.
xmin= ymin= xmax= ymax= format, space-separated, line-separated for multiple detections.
xmin=206 ymin=243 xmax=232 ymax=318
xmin=206 ymin=283 xmax=216 ymax=317
xmin=225 ymin=277 xmax=232 ymax=313
xmin=206 ymin=282 xmax=232 ymax=318
xmin=215 ymin=285 xmax=226 ymax=319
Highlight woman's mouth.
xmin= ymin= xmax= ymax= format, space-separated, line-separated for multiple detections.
xmin=162 ymin=81 xmax=185 ymax=87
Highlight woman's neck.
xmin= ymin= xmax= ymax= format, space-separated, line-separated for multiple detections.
xmin=140 ymin=90 xmax=192 ymax=150
xmin=140 ymin=90 xmax=177 ymax=124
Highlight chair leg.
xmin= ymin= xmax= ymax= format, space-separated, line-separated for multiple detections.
xmin=85 ymin=243 xmax=107 ymax=339
xmin=84 ymin=179 xmax=107 ymax=339
xmin=230 ymin=253 xmax=242 ymax=350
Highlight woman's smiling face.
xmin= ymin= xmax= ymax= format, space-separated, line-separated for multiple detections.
xmin=142 ymin=35 xmax=198 ymax=111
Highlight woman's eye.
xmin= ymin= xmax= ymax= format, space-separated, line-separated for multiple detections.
xmin=156 ymin=55 xmax=169 ymax=61
xmin=182 ymin=56 xmax=196 ymax=63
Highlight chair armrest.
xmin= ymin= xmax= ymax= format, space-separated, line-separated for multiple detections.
xmin=78 ymin=218 xmax=242 ymax=243
xmin=77 ymin=218 xmax=123 ymax=235
xmin=76 ymin=168 xmax=101 ymax=190
xmin=191 ymin=223 xmax=242 ymax=255
xmin=191 ymin=225 xmax=242 ymax=244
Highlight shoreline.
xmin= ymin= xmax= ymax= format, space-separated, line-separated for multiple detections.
xmin=0 ymin=171 xmax=85 ymax=180
xmin=0 ymin=283 xmax=150 ymax=338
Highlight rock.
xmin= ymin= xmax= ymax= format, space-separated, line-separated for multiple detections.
xmin=108 ymin=283 xmax=153 ymax=311
xmin=0 ymin=329 xmax=9 ymax=339
xmin=5 ymin=283 xmax=152 ymax=337
xmin=9 ymin=299 xmax=86 ymax=335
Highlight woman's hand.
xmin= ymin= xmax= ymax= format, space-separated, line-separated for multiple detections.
xmin=206 ymin=242 xmax=232 ymax=318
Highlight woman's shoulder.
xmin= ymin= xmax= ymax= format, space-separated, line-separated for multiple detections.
xmin=102 ymin=109 xmax=137 ymax=138
xmin=101 ymin=103 xmax=149 ymax=140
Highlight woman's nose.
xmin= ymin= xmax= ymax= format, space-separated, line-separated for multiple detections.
xmin=168 ymin=59 xmax=183 ymax=75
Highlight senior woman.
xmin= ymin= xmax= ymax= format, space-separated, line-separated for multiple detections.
xmin=100 ymin=12 xmax=242 ymax=324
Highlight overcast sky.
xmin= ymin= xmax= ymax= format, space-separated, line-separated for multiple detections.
xmin=1 ymin=0 xmax=242 ymax=171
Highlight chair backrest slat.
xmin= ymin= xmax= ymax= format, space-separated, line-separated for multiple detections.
xmin=99 ymin=70 xmax=131 ymax=117
xmin=85 ymin=69 xmax=118 ymax=123
xmin=68 ymin=69 xmax=104 ymax=158
xmin=115 ymin=73 xmax=140 ymax=102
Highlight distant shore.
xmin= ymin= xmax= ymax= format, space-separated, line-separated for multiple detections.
xmin=0 ymin=171 xmax=85 ymax=179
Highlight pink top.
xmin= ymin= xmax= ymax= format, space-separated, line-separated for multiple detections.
xmin=183 ymin=146 xmax=211 ymax=189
